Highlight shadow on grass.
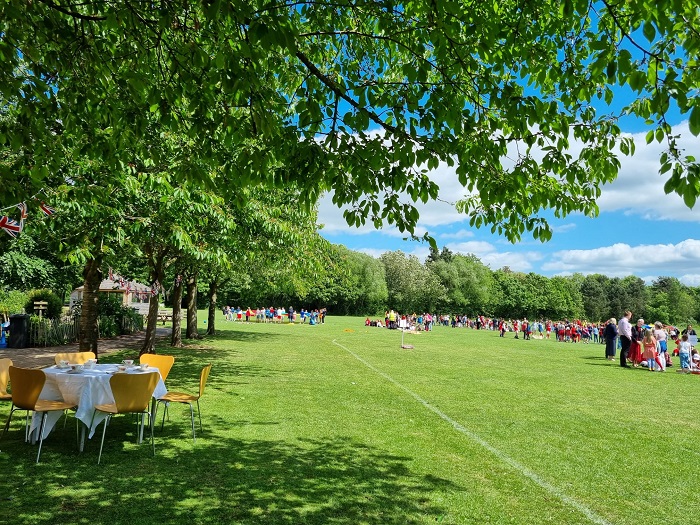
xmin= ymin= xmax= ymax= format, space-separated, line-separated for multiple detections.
xmin=101 ymin=332 xmax=287 ymax=392
xmin=2 ymin=413 xmax=457 ymax=525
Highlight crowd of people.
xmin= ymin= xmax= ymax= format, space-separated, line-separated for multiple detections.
xmin=365 ymin=312 xmax=501 ymax=331
xmin=361 ymin=310 xmax=699 ymax=373
xmin=601 ymin=311 xmax=698 ymax=371
xmin=222 ymin=306 xmax=327 ymax=325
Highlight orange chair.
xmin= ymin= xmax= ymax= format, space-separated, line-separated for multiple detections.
xmin=0 ymin=358 xmax=11 ymax=402
xmin=1 ymin=366 xmax=76 ymax=463
xmin=54 ymin=351 xmax=96 ymax=365
xmin=139 ymin=354 xmax=175 ymax=382
xmin=157 ymin=364 xmax=211 ymax=443
xmin=91 ymin=372 xmax=160 ymax=464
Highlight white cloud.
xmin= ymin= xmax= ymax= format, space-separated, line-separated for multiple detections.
xmin=596 ymin=121 xmax=697 ymax=222
xmin=439 ymin=229 xmax=475 ymax=240
xmin=551 ymin=223 xmax=577 ymax=233
xmin=680 ymin=274 xmax=700 ymax=286
xmin=542 ymin=239 xmax=700 ymax=282
xmin=445 ymin=241 xmax=543 ymax=272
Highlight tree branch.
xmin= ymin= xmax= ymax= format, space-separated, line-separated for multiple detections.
xmin=38 ymin=0 xmax=107 ymax=21
xmin=295 ymin=50 xmax=405 ymax=139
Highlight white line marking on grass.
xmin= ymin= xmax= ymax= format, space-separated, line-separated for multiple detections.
xmin=332 ymin=339 xmax=613 ymax=525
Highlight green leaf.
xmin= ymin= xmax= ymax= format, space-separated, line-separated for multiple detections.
xmin=606 ymin=61 xmax=617 ymax=81
xmin=689 ymin=105 xmax=700 ymax=136
xmin=683 ymin=191 xmax=696 ymax=208
xmin=643 ymin=22 xmax=656 ymax=42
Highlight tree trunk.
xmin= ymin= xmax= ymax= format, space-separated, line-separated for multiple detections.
xmin=186 ymin=272 xmax=199 ymax=339
xmin=79 ymin=258 xmax=102 ymax=357
xmin=206 ymin=279 xmax=217 ymax=336
xmin=141 ymin=261 xmax=165 ymax=355
xmin=140 ymin=294 xmax=160 ymax=355
xmin=171 ymin=276 xmax=183 ymax=347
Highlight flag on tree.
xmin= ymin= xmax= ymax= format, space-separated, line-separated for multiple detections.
xmin=39 ymin=202 xmax=56 ymax=216
xmin=16 ymin=202 xmax=27 ymax=229
xmin=0 ymin=216 xmax=21 ymax=238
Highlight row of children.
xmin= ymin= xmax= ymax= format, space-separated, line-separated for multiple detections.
xmin=222 ymin=306 xmax=327 ymax=324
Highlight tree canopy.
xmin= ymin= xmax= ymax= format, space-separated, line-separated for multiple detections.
xmin=1 ymin=1 xmax=698 ymax=242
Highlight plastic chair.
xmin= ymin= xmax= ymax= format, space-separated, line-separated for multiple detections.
xmin=54 ymin=351 xmax=96 ymax=365
xmin=0 ymin=358 xmax=12 ymax=402
xmin=139 ymin=354 xmax=175 ymax=382
xmin=91 ymin=372 xmax=160 ymax=464
xmin=157 ymin=364 xmax=211 ymax=443
xmin=1 ymin=366 xmax=76 ymax=463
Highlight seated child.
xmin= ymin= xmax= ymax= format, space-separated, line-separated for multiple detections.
xmin=692 ymin=350 xmax=700 ymax=371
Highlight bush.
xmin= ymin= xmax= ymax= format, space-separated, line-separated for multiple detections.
xmin=98 ymin=316 xmax=119 ymax=338
xmin=24 ymin=289 xmax=63 ymax=319
xmin=98 ymin=294 xmax=143 ymax=335
xmin=97 ymin=293 xmax=127 ymax=317
xmin=0 ymin=290 xmax=29 ymax=321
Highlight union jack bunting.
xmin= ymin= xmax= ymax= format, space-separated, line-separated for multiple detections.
xmin=151 ymin=281 xmax=160 ymax=296
xmin=16 ymin=202 xmax=27 ymax=229
xmin=0 ymin=215 xmax=21 ymax=238
xmin=108 ymin=268 xmax=114 ymax=281
xmin=39 ymin=202 xmax=56 ymax=216
xmin=174 ymin=274 xmax=182 ymax=286
xmin=119 ymin=277 xmax=126 ymax=288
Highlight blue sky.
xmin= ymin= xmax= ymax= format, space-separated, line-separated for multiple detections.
xmin=317 ymin=117 xmax=700 ymax=286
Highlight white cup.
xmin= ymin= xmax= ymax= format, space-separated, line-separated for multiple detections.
xmin=123 ymin=359 xmax=134 ymax=367
xmin=59 ymin=360 xmax=69 ymax=368
xmin=140 ymin=363 xmax=149 ymax=370
xmin=71 ymin=364 xmax=84 ymax=372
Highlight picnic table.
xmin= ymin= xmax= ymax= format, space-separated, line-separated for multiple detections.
xmin=157 ymin=310 xmax=173 ymax=324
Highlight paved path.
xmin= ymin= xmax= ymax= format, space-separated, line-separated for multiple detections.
xmin=0 ymin=327 xmax=171 ymax=368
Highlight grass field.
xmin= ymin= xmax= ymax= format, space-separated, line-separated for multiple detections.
xmin=2 ymin=315 xmax=700 ymax=525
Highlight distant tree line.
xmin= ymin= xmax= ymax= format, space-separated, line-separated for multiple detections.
xmin=222 ymin=245 xmax=699 ymax=326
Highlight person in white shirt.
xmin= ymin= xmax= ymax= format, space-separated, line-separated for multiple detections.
xmin=618 ymin=310 xmax=633 ymax=368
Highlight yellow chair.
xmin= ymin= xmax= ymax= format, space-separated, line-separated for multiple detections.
xmin=1 ymin=366 xmax=76 ymax=463
xmin=139 ymin=354 xmax=175 ymax=382
xmin=91 ymin=372 xmax=160 ymax=464
xmin=54 ymin=351 xmax=96 ymax=365
xmin=0 ymin=358 xmax=12 ymax=402
xmin=157 ymin=364 xmax=211 ymax=443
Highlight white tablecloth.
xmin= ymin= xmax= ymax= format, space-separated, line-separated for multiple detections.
xmin=30 ymin=364 xmax=167 ymax=441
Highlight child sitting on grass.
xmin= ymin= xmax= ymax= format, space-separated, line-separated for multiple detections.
xmin=692 ymin=350 xmax=700 ymax=371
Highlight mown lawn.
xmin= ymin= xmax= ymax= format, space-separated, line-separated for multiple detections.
xmin=2 ymin=315 xmax=699 ymax=525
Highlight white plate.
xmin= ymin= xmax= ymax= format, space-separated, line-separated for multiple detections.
xmin=66 ymin=369 xmax=84 ymax=374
